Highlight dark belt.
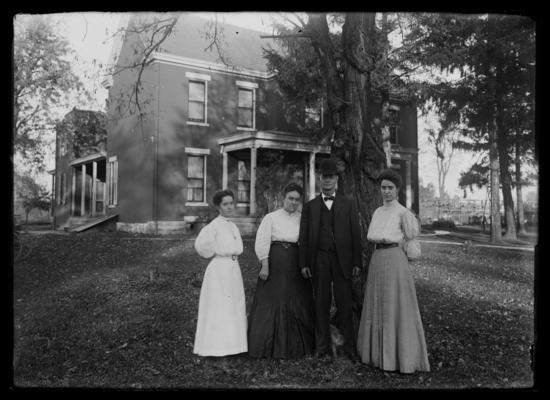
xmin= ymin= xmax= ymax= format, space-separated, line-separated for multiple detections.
xmin=272 ymin=241 xmax=298 ymax=249
xmin=374 ymin=242 xmax=399 ymax=250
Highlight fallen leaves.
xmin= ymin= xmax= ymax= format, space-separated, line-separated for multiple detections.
xmin=12 ymin=232 xmax=535 ymax=389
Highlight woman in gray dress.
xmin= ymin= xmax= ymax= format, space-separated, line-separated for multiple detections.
xmin=356 ymin=169 xmax=430 ymax=373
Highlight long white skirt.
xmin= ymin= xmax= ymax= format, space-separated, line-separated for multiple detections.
xmin=193 ymin=256 xmax=248 ymax=356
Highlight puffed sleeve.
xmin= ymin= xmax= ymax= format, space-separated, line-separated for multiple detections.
xmin=254 ymin=213 xmax=273 ymax=261
xmin=401 ymin=209 xmax=420 ymax=240
xmin=194 ymin=222 xmax=216 ymax=259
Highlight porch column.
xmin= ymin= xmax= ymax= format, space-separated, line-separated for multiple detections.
xmin=302 ymin=156 xmax=308 ymax=200
xmin=81 ymin=164 xmax=86 ymax=216
xmin=222 ymin=149 xmax=228 ymax=189
xmin=405 ymin=159 xmax=412 ymax=209
xmin=250 ymin=146 xmax=257 ymax=215
xmin=71 ymin=168 xmax=76 ymax=216
xmin=92 ymin=161 xmax=97 ymax=216
xmin=308 ymin=151 xmax=316 ymax=200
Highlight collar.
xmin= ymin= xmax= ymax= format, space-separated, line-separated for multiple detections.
xmin=322 ymin=192 xmax=336 ymax=199
xmin=382 ymin=199 xmax=399 ymax=208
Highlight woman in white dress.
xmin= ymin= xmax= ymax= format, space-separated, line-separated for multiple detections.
xmin=193 ymin=190 xmax=247 ymax=357
xmin=356 ymin=169 xmax=430 ymax=373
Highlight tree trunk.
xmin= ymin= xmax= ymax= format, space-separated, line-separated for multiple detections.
xmin=495 ymin=62 xmax=517 ymax=240
xmin=489 ymin=125 xmax=503 ymax=243
xmin=306 ymin=13 xmax=387 ymax=322
xmin=515 ymin=141 xmax=527 ymax=235
xmin=497 ymin=138 xmax=517 ymax=240
xmin=495 ymin=117 xmax=517 ymax=240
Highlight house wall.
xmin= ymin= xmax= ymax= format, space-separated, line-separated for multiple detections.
xmin=104 ymin=33 xmax=158 ymax=224
xmin=53 ymin=138 xmax=73 ymax=228
xmin=153 ymin=60 xmax=283 ymax=223
xmin=105 ymin=26 xmax=420 ymax=229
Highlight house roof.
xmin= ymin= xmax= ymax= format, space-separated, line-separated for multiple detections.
xmin=132 ymin=13 xmax=278 ymax=74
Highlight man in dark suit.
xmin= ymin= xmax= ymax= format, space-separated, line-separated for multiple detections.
xmin=298 ymin=158 xmax=362 ymax=362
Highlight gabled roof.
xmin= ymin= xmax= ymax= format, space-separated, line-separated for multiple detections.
xmin=130 ymin=13 xmax=278 ymax=74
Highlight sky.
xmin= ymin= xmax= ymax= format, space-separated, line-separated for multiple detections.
xmin=19 ymin=12 xmax=536 ymax=201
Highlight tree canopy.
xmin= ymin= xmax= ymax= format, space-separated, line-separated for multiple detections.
xmin=13 ymin=14 xmax=90 ymax=172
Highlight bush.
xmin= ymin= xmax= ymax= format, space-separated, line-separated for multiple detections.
xmin=432 ymin=219 xmax=456 ymax=229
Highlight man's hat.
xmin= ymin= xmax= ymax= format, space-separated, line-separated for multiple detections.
xmin=319 ymin=158 xmax=338 ymax=175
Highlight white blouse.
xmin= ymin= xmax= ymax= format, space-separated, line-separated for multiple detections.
xmin=367 ymin=199 xmax=419 ymax=243
xmin=194 ymin=215 xmax=244 ymax=259
xmin=254 ymin=208 xmax=301 ymax=261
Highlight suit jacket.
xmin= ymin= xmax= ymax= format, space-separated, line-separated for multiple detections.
xmin=298 ymin=193 xmax=362 ymax=279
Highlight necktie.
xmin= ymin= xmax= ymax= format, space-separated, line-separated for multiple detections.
xmin=324 ymin=195 xmax=335 ymax=201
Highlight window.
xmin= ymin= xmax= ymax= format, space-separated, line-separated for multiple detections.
xmin=185 ymin=148 xmax=210 ymax=205
xmin=388 ymin=107 xmax=399 ymax=145
xmin=237 ymin=160 xmax=250 ymax=203
xmin=186 ymin=72 xmax=210 ymax=125
xmin=58 ymin=172 xmax=66 ymax=205
xmin=238 ymin=88 xmax=254 ymax=128
xmin=59 ymin=137 xmax=67 ymax=157
xmin=236 ymin=81 xmax=258 ymax=130
xmin=107 ymin=156 xmax=118 ymax=206
xmin=188 ymin=81 xmax=206 ymax=122
xmin=305 ymin=101 xmax=324 ymax=129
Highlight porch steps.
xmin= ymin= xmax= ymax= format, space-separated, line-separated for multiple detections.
xmin=65 ymin=214 xmax=119 ymax=233
xmin=229 ymin=216 xmax=262 ymax=237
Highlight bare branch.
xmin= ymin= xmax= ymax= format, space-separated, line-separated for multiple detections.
xmin=279 ymin=12 xmax=306 ymax=32
xmin=260 ymin=34 xmax=309 ymax=39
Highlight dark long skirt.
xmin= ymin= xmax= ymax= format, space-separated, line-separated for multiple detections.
xmin=247 ymin=242 xmax=315 ymax=358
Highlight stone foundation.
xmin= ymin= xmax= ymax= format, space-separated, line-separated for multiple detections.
xmin=116 ymin=216 xmax=261 ymax=236
xmin=116 ymin=218 xmax=201 ymax=235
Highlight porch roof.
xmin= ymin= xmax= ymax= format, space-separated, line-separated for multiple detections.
xmin=217 ymin=130 xmax=331 ymax=154
xmin=69 ymin=151 xmax=107 ymax=166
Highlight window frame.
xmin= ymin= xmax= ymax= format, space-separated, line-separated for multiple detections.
xmin=57 ymin=172 xmax=67 ymax=205
xmin=185 ymin=147 xmax=210 ymax=206
xmin=236 ymin=80 xmax=258 ymax=130
xmin=388 ymin=105 xmax=400 ymax=145
xmin=186 ymin=72 xmax=211 ymax=126
xmin=107 ymin=156 xmax=118 ymax=207
xmin=237 ymin=159 xmax=251 ymax=205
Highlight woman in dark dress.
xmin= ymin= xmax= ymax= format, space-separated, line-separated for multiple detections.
xmin=247 ymin=183 xmax=315 ymax=358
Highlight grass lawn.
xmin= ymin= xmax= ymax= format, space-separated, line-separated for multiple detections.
xmin=12 ymin=231 xmax=535 ymax=389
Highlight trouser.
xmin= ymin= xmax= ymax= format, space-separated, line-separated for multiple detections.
xmin=312 ymin=249 xmax=356 ymax=355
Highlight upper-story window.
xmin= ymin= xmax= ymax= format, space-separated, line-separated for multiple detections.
xmin=236 ymin=81 xmax=258 ymax=130
xmin=189 ymin=81 xmax=206 ymax=122
xmin=186 ymin=72 xmax=211 ymax=126
xmin=305 ymin=100 xmax=324 ymax=129
xmin=388 ymin=106 xmax=400 ymax=145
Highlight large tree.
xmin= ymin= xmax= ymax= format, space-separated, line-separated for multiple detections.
xmin=261 ymin=13 xmax=418 ymax=314
xmin=13 ymin=14 xmax=89 ymax=172
xmin=405 ymin=13 xmax=535 ymax=242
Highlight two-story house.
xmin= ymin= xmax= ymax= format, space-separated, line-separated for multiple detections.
xmin=52 ymin=13 xmax=419 ymax=235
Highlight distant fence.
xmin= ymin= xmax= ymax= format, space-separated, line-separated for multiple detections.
xmin=420 ymin=198 xmax=538 ymax=226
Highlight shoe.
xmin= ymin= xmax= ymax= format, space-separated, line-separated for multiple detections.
xmin=344 ymin=350 xmax=361 ymax=364
xmin=315 ymin=352 xmax=334 ymax=362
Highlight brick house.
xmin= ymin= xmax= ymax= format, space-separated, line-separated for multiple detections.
xmin=53 ymin=13 xmax=419 ymax=234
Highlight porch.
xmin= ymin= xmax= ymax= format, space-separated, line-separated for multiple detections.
xmin=69 ymin=152 xmax=108 ymax=218
xmin=217 ymin=130 xmax=331 ymax=216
